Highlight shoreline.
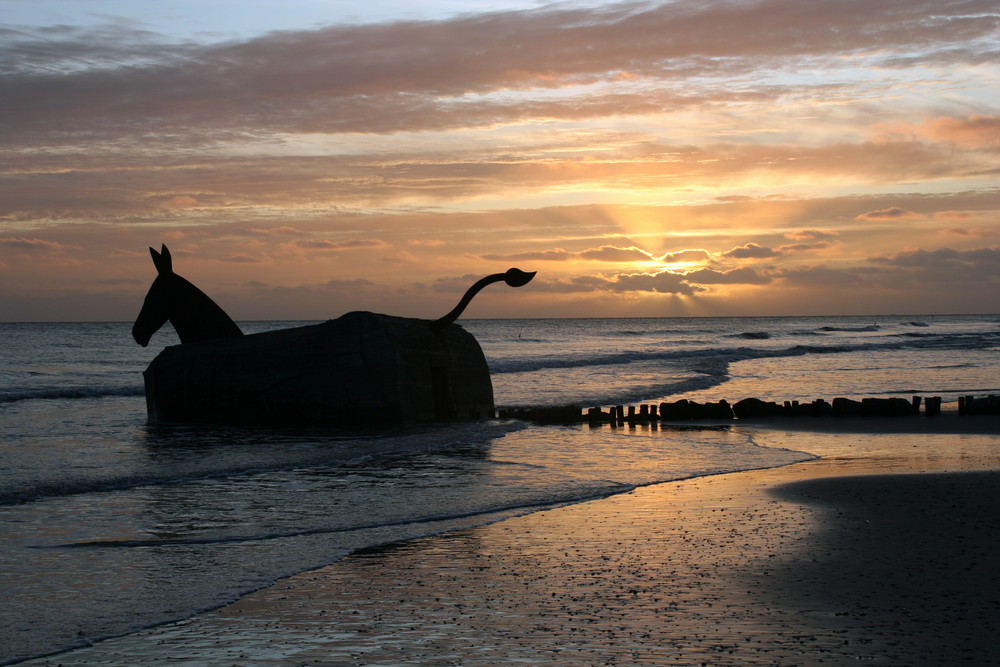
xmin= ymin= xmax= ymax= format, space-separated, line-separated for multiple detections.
xmin=19 ymin=418 xmax=1000 ymax=666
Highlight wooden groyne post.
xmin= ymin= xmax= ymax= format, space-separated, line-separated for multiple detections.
xmin=498 ymin=393 xmax=1000 ymax=424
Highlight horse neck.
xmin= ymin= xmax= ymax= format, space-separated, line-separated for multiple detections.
xmin=166 ymin=275 xmax=244 ymax=344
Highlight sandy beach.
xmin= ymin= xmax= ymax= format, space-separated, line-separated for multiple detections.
xmin=21 ymin=416 xmax=1000 ymax=666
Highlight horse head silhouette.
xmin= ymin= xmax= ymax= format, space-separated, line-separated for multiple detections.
xmin=132 ymin=245 xmax=244 ymax=347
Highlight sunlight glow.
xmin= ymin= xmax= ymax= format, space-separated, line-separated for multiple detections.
xmin=1 ymin=0 xmax=998 ymax=320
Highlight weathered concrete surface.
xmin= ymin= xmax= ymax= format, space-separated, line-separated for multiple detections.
xmin=143 ymin=311 xmax=493 ymax=425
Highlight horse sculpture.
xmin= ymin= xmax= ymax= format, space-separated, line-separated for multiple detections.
xmin=131 ymin=244 xmax=536 ymax=425
xmin=132 ymin=245 xmax=243 ymax=347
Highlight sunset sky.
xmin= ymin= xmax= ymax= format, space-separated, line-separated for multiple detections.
xmin=2 ymin=0 xmax=999 ymax=321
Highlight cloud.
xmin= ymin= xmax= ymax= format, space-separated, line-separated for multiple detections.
xmin=379 ymin=251 xmax=417 ymax=264
xmin=504 ymin=270 xmax=701 ymax=295
xmin=877 ymin=115 xmax=1000 ymax=149
xmin=684 ymin=267 xmax=771 ymax=285
xmin=244 ymin=226 xmax=310 ymax=237
xmin=722 ymin=243 xmax=781 ymax=259
xmin=2 ymin=1 xmax=999 ymax=319
xmin=785 ymin=229 xmax=837 ymax=241
xmin=578 ymin=245 xmax=659 ymax=262
xmin=480 ymin=248 xmax=575 ymax=261
xmin=482 ymin=245 xmax=658 ymax=263
xmin=293 ymin=238 xmax=389 ymax=251
xmin=3 ymin=0 xmax=998 ymax=146
xmin=920 ymin=115 xmax=1000 ymax=149
xmin=0 ymin=236 xmax=78 ymax=251
xmin=855 ymin=207 xmax=923 ymax=221
xmin=776 ymin=264 xmax=885 ymax=288
xmin=612 ymin=271 xmax=702 ymax=294
xmin=872 ymin=246 xmax=1000 ymax=270
xmin=220 ymin=253 xmax=268 ymax=263
xmin=777 ymin=241 xmax=833 ymax=253
xmin=935 ymin=211 xmax=975 ymax=221
xmin=661 ymin=249 xmax=712 ymax=263
xmin=772 ymin=246 xmax=1000 ymax=292
xmin=944 ymin=227 xmax=996 ymax=238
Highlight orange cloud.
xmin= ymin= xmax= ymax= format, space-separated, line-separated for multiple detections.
xmin=2 ymin=1 xmax=999 ymax=319
xmin=919 ymin=115 xmax=1000 ymax=149
xmin=481 ymin=245 xmax=659 ymax=263
xmin=855 ymin=207 xmax=923 ymax=222
xmin=934 ymin=211 xmax=975 ymax=221
xmin=944 ymin=227 xmax=996 ymax=238
xmin=777 ymin=241 xmax=833 ymax=254
xmin=785 ymin=229 xmax=837 ymax=241
xmin=293 ymin=239 xmax=389 ymax=251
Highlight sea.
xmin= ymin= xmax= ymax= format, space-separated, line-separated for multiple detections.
xmin=2 ymin=314 xmax=999 ymax=664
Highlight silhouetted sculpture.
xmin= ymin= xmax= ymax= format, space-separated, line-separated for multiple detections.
xmin=432 ymin=268 xmax=536 ymax=330
xmin=132 ymin=245 xmax=536 ymax=425
xmin=132 ymin=245 xmax=243 ymax=347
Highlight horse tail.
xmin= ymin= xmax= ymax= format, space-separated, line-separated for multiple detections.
xmin=431 ymin=268 xmax=535 ymax=331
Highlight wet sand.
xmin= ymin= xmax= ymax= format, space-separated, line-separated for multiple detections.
xmin=23 ymin=417 xmax=1000 ymax=666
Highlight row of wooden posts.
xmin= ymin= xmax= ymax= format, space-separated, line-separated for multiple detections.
xmin=496 ymin=394 xmax=1000 ymax=424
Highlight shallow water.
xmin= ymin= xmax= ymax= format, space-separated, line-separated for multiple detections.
xmin=2 ymin=315 xmax=999 ymax=663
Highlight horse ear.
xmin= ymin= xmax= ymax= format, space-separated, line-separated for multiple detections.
xmin=150 ymin=244 xmax=173 ymax=274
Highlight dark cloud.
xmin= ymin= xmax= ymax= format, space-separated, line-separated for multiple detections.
xmin=662 ymin=249 xmax=712 ymax=263
xmin=722 ymin=242 xmax=781 ymax=259
xmin=2 ymin=0 xmax=997 ymax=146
xmin=775 ymin=264 xmax=885 ymax=288
xmin=776 ymin=246 xmax=1000 ymax=290
xmin=612 ymin=271 xmax=701 ymax=294
xmin=684 ymin=267 xmax=771 ymax=285
xmin=872 ymin=246 xmax=1000 ymax=274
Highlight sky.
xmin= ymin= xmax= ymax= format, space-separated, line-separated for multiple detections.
xmin=2 ymin=0 xmax=999 ymax=321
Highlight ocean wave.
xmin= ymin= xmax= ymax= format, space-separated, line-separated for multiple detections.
xmin=488 ymin=347 xmax=744 ymax=374
xmin=490 ymin=341 xmax=858 ymax=375
xmin=0 ymin=385 xmax=145 ymax=404
xmin=40 ymin=484 xmax=631 ymax=550
xmin=0 ymin=421 xmax=526 ymax=506
xmin=818 ymin=324 xmax=880 ymax=332
xmin=493 ymin=326 xmax=1000 ymax=377
xmin=736 ymin=331 xmax=771 ymax=339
